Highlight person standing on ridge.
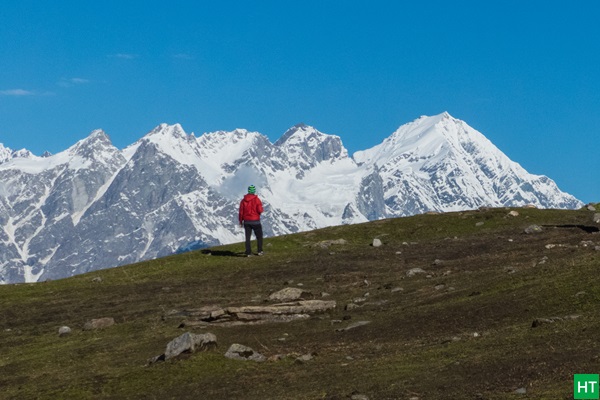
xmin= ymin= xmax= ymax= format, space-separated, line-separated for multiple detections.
xmin=239 ymin=185 xmax=264 ymax=256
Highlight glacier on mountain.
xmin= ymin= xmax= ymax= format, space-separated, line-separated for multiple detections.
xmin=0 ymin=113 xmax=583 ymax=283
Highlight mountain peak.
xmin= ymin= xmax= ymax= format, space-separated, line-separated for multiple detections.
xmin=275 ymin=124 xmax=348 ymax=164
xmin=0 ymin=142 xmax=34 ymax=164
xmin=275 ymin=124 xmax=324 ymax=146
xmin=145 ymin=123 xmax=187 ymax=140
xmin=69 ymin=129 xmax=113 ymax=154
xmin=0 ymin=143 xmax=13 ymax=163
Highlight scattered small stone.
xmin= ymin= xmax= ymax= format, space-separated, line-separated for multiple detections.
xmin=524 ymin=204 xmax=537 ymax=209
xmin=395 ymin=251 xmax=402 ymax=254
xmin=321 ymin=292 xmax=330 ymax=298
xmin=345 ymin=303 xmax=360 ymax=311
xmin=587 ymin=204 xmax=597 ymax=211
xmin=335 ymin=320 xmax=371 ymax=332
xmin=353 ymin=297 xmax=367 ymax=303
xmin=351 ymin=394 xmax=369 ymax=400
xmin=391 ymin=287 xmax=403 ymax=293
xmin=475 ymin=221 xmax=485 ymax=227
xmin=432 ymin=259 xmax=444 ymax=266
xmin=91 ymin=277 xmax=102 ymax=283
xmin=268 ymin=287 xmax=312 ymax=302
xmin=314 ymin=239 xmax=347 ymax=249
xmin=524 ymin=225 xmax=543 ymax=234
xmin=508 ymin=210 xmax=519 ymax=217
xmin=83 ymin=317 xmax=115 ymax=331
xmin=434 ymin=284 xmax=445 ymax=291
xmin=58 ymin=326 xmax=72 ymax=337
xmin=594 ymin=213 xmax=600 ymax=223
xmin=295 ymin=353 xmax=315 ymax=363
xmin=267 ymin=354 xmax=286 ymax=362
xmin=372 ymin=238 xmax=382 ymax=247
xmin=331 ymin=319 xmax=343 ymax=325
xmin=514 ymin=387 xmax=527 ymax=394
xmin=224 ymin=344 xmax=266 ymax=362
xmin=473 ymin=332 xmax=480 ymax=338
xmin=532 ymin=315 xmax=581 ymax=327
xmin=575 ymin=291 xmax=587 ymax=297
xmin=406 ymin=268 xmax=427 ymax=277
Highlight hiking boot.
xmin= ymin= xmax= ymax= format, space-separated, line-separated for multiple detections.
xmin=257 ymin=251 xmax=264 ymax=256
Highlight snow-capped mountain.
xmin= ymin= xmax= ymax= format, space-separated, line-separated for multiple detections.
xmin=0 ymin=113 xmax=583 ymax=283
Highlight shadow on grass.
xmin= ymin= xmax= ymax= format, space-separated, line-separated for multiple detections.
xmin=200 ymin=250 xmax=246 ymax=257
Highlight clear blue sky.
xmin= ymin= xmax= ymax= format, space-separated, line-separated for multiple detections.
xmin=0 ymin=1 xmax=597 ymax=203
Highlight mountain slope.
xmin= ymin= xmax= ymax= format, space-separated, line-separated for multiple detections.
xmin=0 ymin=113 xmax=583 ymax=283
xmin=1 ymin=207 xmax=598 ymax=399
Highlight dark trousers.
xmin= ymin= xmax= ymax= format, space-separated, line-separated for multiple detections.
xmin=244 ymin=222 xmax=263 ymax=255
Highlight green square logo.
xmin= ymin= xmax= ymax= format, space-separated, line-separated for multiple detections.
xmin=575 ymin=374 xmax=599 ymax=399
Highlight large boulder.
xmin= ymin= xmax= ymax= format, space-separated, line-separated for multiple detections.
xmin=165 ymin=332 xmax=217 ymax=360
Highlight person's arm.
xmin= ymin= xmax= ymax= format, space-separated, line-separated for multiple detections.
xmin=257 ymin=197 xmax=264 ymax=215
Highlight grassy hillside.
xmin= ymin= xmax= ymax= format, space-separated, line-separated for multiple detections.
xmin=1 ymin=207 xmax=599 ymax=399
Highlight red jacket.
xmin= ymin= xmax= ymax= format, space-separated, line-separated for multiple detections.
xmin=239 ymin=194 xmax=263 ymax=223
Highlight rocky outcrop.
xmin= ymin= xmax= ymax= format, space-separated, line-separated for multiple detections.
xmin=168 ymin=300 xmax=336 ymax=328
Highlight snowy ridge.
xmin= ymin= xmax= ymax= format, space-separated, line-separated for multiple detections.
xmin=0 ymin=113 xmax=583 ymax=283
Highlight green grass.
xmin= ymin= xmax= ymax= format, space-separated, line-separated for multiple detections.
xmin=1 ymin=207 xmax=599 ymax=399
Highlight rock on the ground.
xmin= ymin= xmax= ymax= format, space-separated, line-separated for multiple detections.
xmin=165 ymin=332 xmax=217 ymax=360
xmin=225 ymin=344 xmax=266 ymax=362
xmin=524 ymin=225 xmax=543 ymax=234
xmin=406 ymin=268 xmax=427 ymax=277
xmin=372 ymin=238 xmax=382 ymax=247
xmin=83 ymin=317 xmax=115 ymax=331
xmin=58 ymin=326 xmax=72 ymax=337
xmin=268 ymin=287 xmax=312 ymax=302
xmin=335 ymin=320 xmax=372 ymax=332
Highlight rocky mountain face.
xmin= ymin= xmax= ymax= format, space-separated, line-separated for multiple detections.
xmin=0 ymin=113 xmax=583 ymax=283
